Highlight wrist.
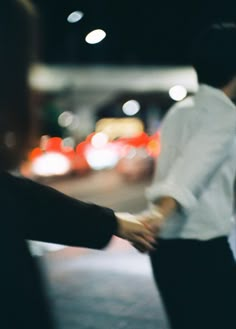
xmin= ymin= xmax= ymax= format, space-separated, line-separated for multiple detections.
xmin=152 ymin=197 xmax=177 ymax=219
xmin=115 ymin=214 xmax=123 ymax=238
xmin=149 ymin=205 xmax=166 ymax=224
xmin=115 ymin=212 xmax=136 ymax=238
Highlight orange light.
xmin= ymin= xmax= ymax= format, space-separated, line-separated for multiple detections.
xmin=45 ymin=137 xmax=62 ymax=152
xmin=118 ymin=132 xmax=149 ymax=147
xmin=147 ymin=140 xmax=161 ymax=157
xmin=61 ymin=147 xmax=75 ymax=161
xmin=85 ymin=133 xmax=96 ymax=143
xmin=28 ymin=147 xmax=43 ymax=161
xmin=72 ymin=154 xmax=90 ymax=172
xmin=76 ymin=141 xmax=88 ymax=155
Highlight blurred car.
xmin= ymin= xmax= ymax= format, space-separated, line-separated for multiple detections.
xmin=20 ymin=137 xmax=90 ymax=180
xmin=116 ymin=146 xmax=154 ymax=181
xmin=20 ymin=131 xmax=160 ymax=181
xmin=115 ymin=132 xmax=160 ymax=181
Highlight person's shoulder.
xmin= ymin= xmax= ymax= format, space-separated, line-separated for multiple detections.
xmin=171 ymin=96 xmax=195 ymax=112
xmin=164 ymin=96 xmax=195 ymax=122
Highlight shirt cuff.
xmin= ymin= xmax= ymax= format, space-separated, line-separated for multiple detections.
xmin=145 ymin=181 xmax=197 ymax=214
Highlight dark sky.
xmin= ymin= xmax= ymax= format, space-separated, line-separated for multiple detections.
xmin=32 ymin=0 xmax=236 ymax=65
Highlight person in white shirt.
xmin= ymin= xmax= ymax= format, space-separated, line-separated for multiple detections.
xmin=139 ymin=24 xmax=236 ymax=328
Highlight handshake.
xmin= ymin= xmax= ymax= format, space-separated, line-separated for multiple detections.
xmin=115 ymin=208 xmax=166 ymax=253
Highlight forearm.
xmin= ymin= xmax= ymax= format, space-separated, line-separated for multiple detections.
xmin=153 ymin=196 xmax=177 ymax=219
xmin=137 ymin=196 xmax=178 ymax=234
xmin=147 ymin=108 xmax=236 ymax=215
xmin=0 ymin=172 xmax=118 ymax=249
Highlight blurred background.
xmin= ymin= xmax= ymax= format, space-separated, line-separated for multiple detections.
xmin=21 ymin=1 xmax=236 ymax=328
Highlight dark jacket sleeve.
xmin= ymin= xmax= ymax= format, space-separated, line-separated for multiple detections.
xmin=0 ymin=172 xmax=118 ymax=249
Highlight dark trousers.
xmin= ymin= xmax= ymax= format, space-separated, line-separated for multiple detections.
xmin=150 ymin=237 xmax=236 ymax=329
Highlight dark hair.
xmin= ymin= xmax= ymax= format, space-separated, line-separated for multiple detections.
xmin=0 ymin=0 xmax=36 ymax=170
xmin=190 ymin=23 xmax=236 ymax=88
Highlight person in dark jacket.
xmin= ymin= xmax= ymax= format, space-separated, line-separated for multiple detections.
xmin=0 ymin=1 xmax=155 ymax=328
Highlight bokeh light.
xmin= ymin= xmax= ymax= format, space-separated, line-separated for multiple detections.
xmin=122 ymin=100 xmax=141 ymax=116
xmin=91 ymin=132 xmax=109 ymax=148
xmin=85 ymin=29 xmax=106 ymax=44
xmin=67 ymin=11 xmax=84 ymax=23
xmin=32 ymin=152 xmax=71 ymax=177
xmin=58 ymin=111 xmax=74 ymax=127
xmin=169 ymin=85 xmax=187 ymax=101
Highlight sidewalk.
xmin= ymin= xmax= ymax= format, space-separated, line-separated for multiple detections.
xmin=42 ymin=238 xmax=170 ymax=329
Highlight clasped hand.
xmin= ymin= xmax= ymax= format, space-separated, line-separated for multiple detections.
xmin=115 ymin=209 xmax=164 ymax=253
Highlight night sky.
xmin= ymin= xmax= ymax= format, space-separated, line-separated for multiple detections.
xmin=32 ymin=0 xmax=236 ymax=65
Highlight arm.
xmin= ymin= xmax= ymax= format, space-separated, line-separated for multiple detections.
xmin=139 ymin=105 xmax=236 ymax=233
xmin=146 ymin=106 xmax=236 ymax=215
xmin=0 ymin=172 xmax=154 ymax=250
xmin=0 ymin=172 xmax=117 ymax=249
xmin=137 ymin=197 xmax=177 ymax=235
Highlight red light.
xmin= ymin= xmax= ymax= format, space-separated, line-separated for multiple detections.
xmin=85 ymin=133 xmax=96 ymax=143
xmin=45 ymin=137 xmax=62 ymax=152
xmin=76 ymin=141 xmax=88 ymax=155
xmin=28 ymin=147 xmax=43 ymax=161
xmin=118 ymin=132 xmax=149 ymax=147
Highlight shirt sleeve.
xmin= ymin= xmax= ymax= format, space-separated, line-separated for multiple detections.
xmin=146 ymin=106 xmax=236 ymax=214
xmin=0 ymin=172 xmax=118 ymax=249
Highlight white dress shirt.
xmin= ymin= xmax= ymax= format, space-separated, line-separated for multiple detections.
xmin=146 ymin=84 xmax=236 ymax=240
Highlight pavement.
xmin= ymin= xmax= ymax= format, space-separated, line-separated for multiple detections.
xmin=42 ymin=239 xmax=170 ymax=329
